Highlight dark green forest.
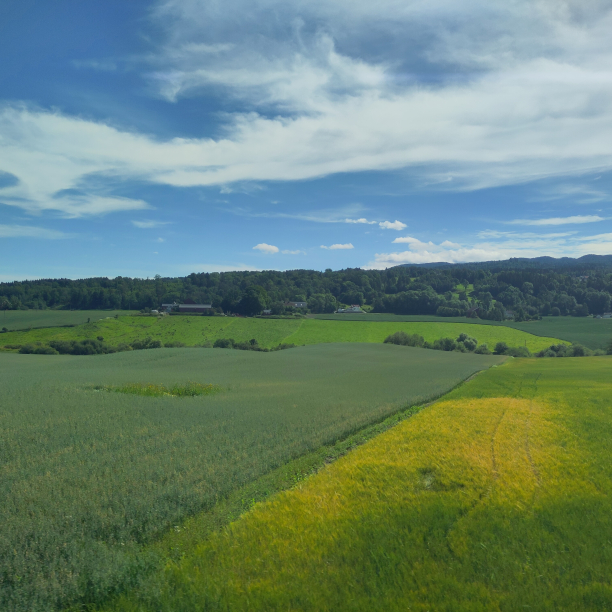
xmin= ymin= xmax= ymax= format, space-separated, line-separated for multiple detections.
xmin=2 ymin=262 xmax=612 ymax=319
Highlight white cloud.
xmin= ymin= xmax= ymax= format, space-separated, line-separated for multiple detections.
xmin=321 ymin=243 xmax=354 ymax=250
xmin=3 ymin=1 xmax=612 ymax=218
xmin=156 ymin=237 xmax=165 ymax=242
xmin=366 ymin=231 xmax=612 ymax=268
xmin=281 ymin=249 xmax=305 ymax=254
xmin=345 ymin=218 xmax=376 ymax=224
xmin=253 ymin=242 xmax=279 ymax=253
xmin=379 ymin=220 xmax=407 ymax=230
xmin=507 ymin=215 xmax=606 ymax=226
xmin=132 ymin=220 xmax=172 ymax=228
xmin=0 ymin=224 xmax=72 ymax=239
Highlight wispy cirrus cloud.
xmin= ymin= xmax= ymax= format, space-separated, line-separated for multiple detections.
xmin=0 ymin=224 xmax=73 ymax=239
xmin=281 ymin=249 xmax=305 ymax=254
xmin=506 ymin=215 xmax=606 ymax=226
xmin=132 ymin=219 xmax=172 ymax=228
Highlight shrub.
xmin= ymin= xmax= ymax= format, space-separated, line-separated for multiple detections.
xmin=433 ymin=337 xmax=457 ymax=352
xmin=131 ymin=337 xmax=162 ymax=350
xmin=606 ymin=339 xmax=612 ymax=355
xmin=474 ymin=344 xmax=491 ymax=355
xmin=164 ymin=341 xmax=186 ymax=348
xmin=213 ymin=338 xmax=234 ymax=349
xmin=505 ymin=346 xmax=531 ymax=358
xmin=1 ymin=327 xmax=7 ymax=333
xmin=19 ymin=344 xmax=59 ymax=355
xmin=384 ymin=331 xmax=425 ymax=347
xmin=494 ymin=342 xmax=509 ymax=355
xmin=456 ymin=333 xmax=478 ymax=351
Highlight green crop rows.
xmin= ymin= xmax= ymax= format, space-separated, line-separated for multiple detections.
xmin=0 ymin=344 xmax=502 ymax=611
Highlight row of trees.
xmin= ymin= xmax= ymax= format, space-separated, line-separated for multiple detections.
xmin=1 ymin=265 xmax=612 ymax=318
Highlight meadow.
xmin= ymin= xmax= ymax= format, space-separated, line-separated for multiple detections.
xmin=0 ymin=314 xmax=564 ymax=353
xmin=0 ymin=309 xmax=135 ymax=331
xmin=313 ymin=313 xmax=612 ymax=349
xmin=285 ymin=319 xmax=561 ymax=352
xmin=0 ymin=344 xmax=502 ymax=612
xmin=112 ymin=356 xmax=612 ymax=612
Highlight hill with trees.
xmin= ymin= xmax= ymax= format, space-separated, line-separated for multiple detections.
xmin=1 ymin=258 xmax=611 ymax=320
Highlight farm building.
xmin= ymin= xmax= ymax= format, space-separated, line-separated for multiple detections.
xmin=337 ymin=305 xmax=364 ymax=313
xmin=603 ymin=312 xmax=612 ymax=319
xmin=286 ymin=301 xmax=307 ymax=308
xmin=178 ymin=303 xmax=212 ymax=313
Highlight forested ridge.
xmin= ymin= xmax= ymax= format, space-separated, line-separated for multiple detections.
xmin=1 ymin=264 xmax=612 ymax=319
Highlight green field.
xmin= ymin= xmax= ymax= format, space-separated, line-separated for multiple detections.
xmin=0 ymin=309 xmax=136 ymax=331
xmin=1 ymin=314 xmax=564 ymax=353
xmin=117 ymin=357 xmax=612 ymax=612
xmin=312 ymin=313 xmax=612 ymax=349
xmin=0 ymin=344 xmax=502 ymax=612
xmin=286 ymin=319 xmax=562 ymax=352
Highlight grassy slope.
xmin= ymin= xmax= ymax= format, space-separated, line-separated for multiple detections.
xmin=312 ymin=314 xmax=612 ymax=350
xmin=0 ymin=345 xmax=501 ymax=612
xmin=0 ymin=315 xmax=302 ymax=349
xmin=286 ymin=319 xmax=561 ymax=352
xmin=1 ymin=316 xmax=564 ymax=353
xmin=124 ymin=357 xmax=612 ymax=612
xmin=0 ymin=309 xmax=135 ymax=331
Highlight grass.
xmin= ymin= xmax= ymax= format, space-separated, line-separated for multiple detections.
xmin=312 ymin=314 xmax=612 ymax=350
xmin=0 ymin=309 xmax=135 ymax=331
xmin=285 ymin=318 xmax=561 ymax=352
xmin=0 ymin=315 xmax=301 ymax=349
xmin=0 ymin=344 xmax=502 ymax=612
xmin=1 ymin=315 xmax=564 ymax=354
xmin=113 ymin=356 xmax=612 ymax=612
xmin=94 ymin=382 xmax=223 ymax=397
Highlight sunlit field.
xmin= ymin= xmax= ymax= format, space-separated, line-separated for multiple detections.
xmin=110 ymin=357 xmax=612 ymax=612
xmin=0 ymin=309 xmax=135 ymax=331
xmin=0 ymin=344 xmax=502 ymax=611
xmin=0 ymin=314 xmax=564 ymax=352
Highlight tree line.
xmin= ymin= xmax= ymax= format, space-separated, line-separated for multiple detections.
xmin=1 ymin=264 xmax=611 ymax=319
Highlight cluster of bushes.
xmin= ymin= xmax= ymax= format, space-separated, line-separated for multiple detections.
xmin=213 ymin=338 xmax=296 ymax=352
xmin=536 ymin=343 xmax=608 ymax=358
xmin=385 ymin=331 xmax=612 ymax=358
xmin=16 ymin=336 xmax=169 ymax=355
xmin=384 ymin=331 xmax=494 ymax=354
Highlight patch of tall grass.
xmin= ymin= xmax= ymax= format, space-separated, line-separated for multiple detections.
xmin=94 ymin=382 xmax=223 ymax=397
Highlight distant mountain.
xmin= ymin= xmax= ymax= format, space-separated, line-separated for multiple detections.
xmin=397 ymin=254 xmax=612 ymax=271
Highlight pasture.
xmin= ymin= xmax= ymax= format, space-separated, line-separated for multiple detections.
xmin=121 ymin=357 xmax=612 ymax=612
xmin=285 ymin=319 xmax=561 ymax=352
xmin=313 ymin=313 xmax=612 ymax=349
xmin=0 ymin=344 xmax=502 ymax=612
xmin=0 ymin=314 xmax=563 ymax=353
xmin=0 ymin=309 xmax=135 ymax=331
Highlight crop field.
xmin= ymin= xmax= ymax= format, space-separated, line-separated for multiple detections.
xmin=0 ymin=344 xmax=503 ymax=612
xmin=509 ymin=316 xmax=612 ymax=349
xmin=0 ymin=314 xmax=563 ymax=353
xmin=0 ymin=309 xmax=135 ymax=331
xmin=312 ymin=313 xmax=612 ymax=349
xmin=116 ymin=357 xmax=612 ymax=612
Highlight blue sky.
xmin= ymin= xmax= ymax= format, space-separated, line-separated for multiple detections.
xmin=1 ymin=0 xmax=612 ymax=280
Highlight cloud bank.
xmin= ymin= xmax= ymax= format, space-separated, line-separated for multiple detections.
xmin=1 ymin=0 xmax=612 ymax=217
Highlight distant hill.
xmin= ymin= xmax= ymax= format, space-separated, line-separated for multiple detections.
xmin=397 ymin=254 xmax=612 ymax=271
